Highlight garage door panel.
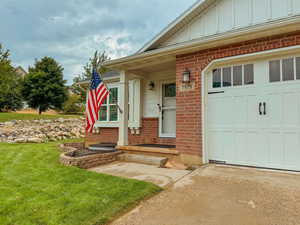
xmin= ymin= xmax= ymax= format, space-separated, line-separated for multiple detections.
xmin=284 ymin=132 xmax=300 ymax=167
xmin=282 ymin=92 xmax=299 ymax=129
xmin=247 ymin=95 xmax=259 ymax=129
xmin=222 ymin=131 xmax=235 ymax=162
xmin=268 ymin=132 xmax=284 ymax=167
xmin=232 ymin=96 xmax=247 ymax=128
xmin=235 ymin=132 xmax=248 ymax=164
xmin=208 ymin=130 xmax=224 ymax=161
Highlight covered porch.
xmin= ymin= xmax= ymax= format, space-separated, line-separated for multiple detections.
xmin=105 ymin=54 xmax=180 ymax=153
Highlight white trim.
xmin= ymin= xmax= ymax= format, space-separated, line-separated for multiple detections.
xmin=94 ymin=122 xmax=119 ymax=128
xmin=138 ymin=0 xmax=213 ymax=53
xmin=104 ymin=16 xmax=300 ymax=69
xmin=201 ymin=45 xmax=300 ymax=164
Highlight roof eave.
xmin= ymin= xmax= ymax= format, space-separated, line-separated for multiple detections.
xmin=104 ymin=17 xmax=300 ymax=69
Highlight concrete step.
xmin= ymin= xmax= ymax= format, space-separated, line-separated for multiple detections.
xmin=117 ymin=153 xmax=168 ymax=168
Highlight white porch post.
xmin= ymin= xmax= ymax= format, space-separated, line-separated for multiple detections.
xmin=118 ymin=70 xmax=129 ymax=146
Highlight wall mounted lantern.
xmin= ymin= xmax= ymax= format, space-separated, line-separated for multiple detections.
xmin=149 ymin=81 xmax=155 ymax=90
xmin=182 ymin=68 xmax=191 ymax=83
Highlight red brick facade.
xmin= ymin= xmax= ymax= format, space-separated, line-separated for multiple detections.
xmin=86 ymin=118 xmax=175 ymax=146
xmin=86 ymin=31 xmax=300 ymax=164
xmin=176 ymin=31 xmax=300 ymax=158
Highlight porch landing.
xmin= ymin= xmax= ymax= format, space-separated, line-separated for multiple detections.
xmin=89 ymin=162 xmax=191 ymax=188
xmin=116 ymin=145 xmax=179 ymax=155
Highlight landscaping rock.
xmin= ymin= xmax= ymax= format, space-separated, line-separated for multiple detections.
xmin=0 ymin=117 xmax=85 ymax=143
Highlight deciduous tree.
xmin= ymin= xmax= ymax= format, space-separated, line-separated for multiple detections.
xmin=0 ymin=44 xmax=23 ymax=111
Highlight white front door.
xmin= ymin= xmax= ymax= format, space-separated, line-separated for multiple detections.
xmin=207 ymin=56 xmax=300 ymax=171
xmin=159 ymin=82 xmax=176 ymax=138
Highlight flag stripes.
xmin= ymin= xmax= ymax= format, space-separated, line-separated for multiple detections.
xmin=86 ymin=69 xmax=109 ymax=133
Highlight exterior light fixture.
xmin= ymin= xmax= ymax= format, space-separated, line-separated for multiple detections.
xmin=182 ymin=68 xmax=191 ymax=83
xmin=149 ymin=81 xmax=155 ymax=90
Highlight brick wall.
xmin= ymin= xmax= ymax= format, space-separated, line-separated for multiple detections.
xmin=85 ymin=118 xmax=175 ymax=146
xmin=176 ymin=31 xmax=300 ymax=158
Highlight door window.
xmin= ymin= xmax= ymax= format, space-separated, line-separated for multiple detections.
xmin=161 ymin=82 xmax=176 ymax=137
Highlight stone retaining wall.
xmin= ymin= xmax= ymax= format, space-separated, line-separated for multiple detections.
xmin=60 ymin=151 xmax=121 ymax=169
xmin=59 ymin=143 xmax=122 ymax=169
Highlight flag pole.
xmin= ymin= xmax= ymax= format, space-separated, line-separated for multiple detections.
xmin=98 ymin=69 xmax=123 ymax=114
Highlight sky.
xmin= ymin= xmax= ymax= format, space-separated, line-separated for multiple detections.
xmin=1 ymin=0 xmax=196 ymax=84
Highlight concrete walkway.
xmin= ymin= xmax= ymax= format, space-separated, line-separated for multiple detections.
xmin=110 ymin=164 xmax=300 ymax=225
xmin=89 ymin=162 xmax=191 ymax=188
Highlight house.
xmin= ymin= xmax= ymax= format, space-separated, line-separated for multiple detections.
xmin=87 ymin=0 xmax=300 ymax=170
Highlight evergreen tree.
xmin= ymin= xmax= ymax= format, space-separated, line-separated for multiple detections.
xmin=0 ymin=44 xmax=23 ymax=111
xmin=22 ymin=57 xmax=67 ymax=114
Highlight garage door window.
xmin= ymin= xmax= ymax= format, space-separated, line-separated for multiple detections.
xmin=244 ymin=64 xmax=254 ymax=85
xmin=213 ymin=69 xmax=221 ymax=88
xmin=296 ymin=57 xmax=300 ymax=80
xmin=222 ymin=67 xmax=232 ymax=87
xmin=233 ymin=65 xmax=242 ymax=86
xmin=212 ymin=64 xmax=254 ymax=88
xmin=269 ymin=60 xmax=281 ymax=82
xmin=269 ymin=57 xmax=300 ymax=83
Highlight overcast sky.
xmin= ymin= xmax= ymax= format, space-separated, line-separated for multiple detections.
xmin=1 ymin=0 xmax=196 ymax=84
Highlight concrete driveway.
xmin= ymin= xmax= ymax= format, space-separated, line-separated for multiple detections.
xmin=111 ymin=165 xmax=300 ymax=225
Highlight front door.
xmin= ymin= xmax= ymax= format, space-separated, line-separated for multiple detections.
xmin=160 ymin=82 xmax=176 ymax=138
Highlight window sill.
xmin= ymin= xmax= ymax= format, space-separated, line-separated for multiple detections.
xmin=94 ymin=121 xmax=141 ymax=128
xmin=94 ymin=121 xmax=120 ymax=128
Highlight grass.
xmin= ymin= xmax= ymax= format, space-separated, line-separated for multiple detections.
xmin=0 ymin=141 xmax=161 ymax=225
xmin=0 ymin=112 xmax=82 ymax=122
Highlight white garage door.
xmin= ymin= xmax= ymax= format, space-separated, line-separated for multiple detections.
xmin=207 ymin=56 xmax=300 ymax=171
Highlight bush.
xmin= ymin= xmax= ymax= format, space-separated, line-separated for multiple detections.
xmin=62 ymin=94 xmax=84 ymax=114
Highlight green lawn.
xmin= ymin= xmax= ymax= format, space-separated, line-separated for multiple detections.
xmin=0 ymin=112 xmax=82 ymax=122
xmin=0 ymin=141 xmax=161 ymax=225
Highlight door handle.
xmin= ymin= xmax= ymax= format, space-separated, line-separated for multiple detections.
xmin=157 ymin=104 xmax=162 ymax=112
xmin=259 ymin=102 xmax=262 ymax=115
xmin=263 ymin=102 xmax=266 ymax=115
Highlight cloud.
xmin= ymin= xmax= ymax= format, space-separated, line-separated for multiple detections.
xmin=1 ymin=0 xmax=196 ymax=84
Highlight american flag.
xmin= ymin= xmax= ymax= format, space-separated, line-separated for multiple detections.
xmin=86 ymin=69 xmax=109 ymax=133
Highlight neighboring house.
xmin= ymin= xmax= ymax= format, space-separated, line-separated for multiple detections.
xmin=87 ymin=0 xmax=300 ymax=170
xmin=15 ymin=66 xmax=27 ymax=78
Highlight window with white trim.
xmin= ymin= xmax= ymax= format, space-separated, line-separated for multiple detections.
xmin=99 ymin=87 xmax=118 ymax=122
xmin=212 ymin=64 xmax=254 ymax=88
xmin=269 ymin=57 xmax=300 ymax=83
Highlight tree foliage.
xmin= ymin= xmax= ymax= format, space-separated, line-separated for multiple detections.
xmin=0 ymin=44 xmax=23 ymax=111
xmin=22 ymin=57 xmax=67 ymax=114
xmin=72 ymin=51 xmax=110 ymax=103
xmin=62 ymin=94 xmax=83 ymax=114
